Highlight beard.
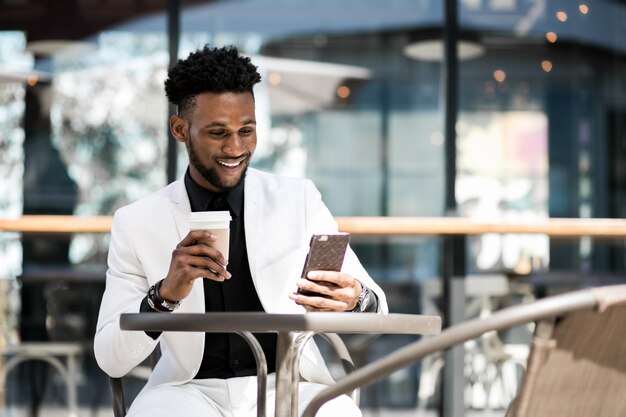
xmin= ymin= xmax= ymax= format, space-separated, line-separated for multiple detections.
xmin=186 ymin=139 xmax=249 ymax=192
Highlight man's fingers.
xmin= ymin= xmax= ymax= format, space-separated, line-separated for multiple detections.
xmin=188 ymin=266 xmax=228 ymax=282
xmin=293 ymin=272 xmax=362 ymax=312
xmin=303 ymin=305 xmax=334 ymax=312
xmin=289 ymin=291 xmax=348 ymax=311
xmin=170 ymin=247 xmax=231 ymax=281
xmin=173 ymin=243 xmax=228 ymax=268
xmin=178 ymin=230 xmax=217 ymax=248
xmin=306 ymin=271 xmax=354 ymax=288
xmin=186 ymin=245 xmax=228 ymax=266
xmin=296 ymin=278 xmax=334 ymax=297
xmin=186 ymin=255 xmax=231 ymax=279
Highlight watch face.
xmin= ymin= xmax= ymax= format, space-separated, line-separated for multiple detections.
xmin=350 ymin=288 xmax=365 ymax=312
xmin=160 ymin=300 xmax=179 ymax=311
xmin=359 ymin=288 xmax=371 ymax=312
xmin=358 ymin=298 xmax=367 ymax=312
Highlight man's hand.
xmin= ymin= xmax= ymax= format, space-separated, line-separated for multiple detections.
xmin=289 ymin=271 xmax=362 ymax=312
xmin=158 ymin=230 xmax=231 ymax=302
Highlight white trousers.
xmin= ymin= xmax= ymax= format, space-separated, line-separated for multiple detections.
xmin=126 ymin=374 xmax=360 ymax=417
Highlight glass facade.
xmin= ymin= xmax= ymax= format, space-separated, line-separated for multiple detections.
xmin=0 ymin=32 xmax=27 ymax=278
xmin=1 ymin=0 xmax=626 ymax=412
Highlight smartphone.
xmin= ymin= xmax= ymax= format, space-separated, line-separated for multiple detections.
xmin=298 ymin=233 xmax=350 ymax=297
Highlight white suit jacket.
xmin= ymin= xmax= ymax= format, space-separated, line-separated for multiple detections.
xmin=94 ymin=168 xmax=388 ymax=392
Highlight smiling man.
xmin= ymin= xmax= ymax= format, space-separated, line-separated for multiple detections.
xmin=94 ymin=45 xmax=387 ymax=417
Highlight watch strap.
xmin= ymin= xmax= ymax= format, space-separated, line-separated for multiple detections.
xmin=349 ymin=283 xmax=378 ymax=313
xmin=148 ymin=280 xmax=180 ymax=312
xmin=140 ymin=296 xmax=163 ymax=339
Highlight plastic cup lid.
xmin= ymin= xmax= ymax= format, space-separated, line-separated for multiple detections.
xmin=190 ymin=211 xmax=232 ymax=222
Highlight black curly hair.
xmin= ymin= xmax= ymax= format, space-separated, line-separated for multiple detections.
xmin=164 ymin=45 xmax=262 ymax=117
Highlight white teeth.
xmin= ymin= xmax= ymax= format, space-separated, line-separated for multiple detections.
xmin=218 ymin=160 xmax=241 ymax=168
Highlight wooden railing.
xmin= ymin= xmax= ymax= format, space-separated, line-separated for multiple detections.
xmin=2 ymin=214 xmax=624 ymax=417
xmin=2 ymin=215 xmax=626 ymax=236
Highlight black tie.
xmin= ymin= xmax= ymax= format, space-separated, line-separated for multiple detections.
xmin=208 ymin=195 xmax=228 ymax=211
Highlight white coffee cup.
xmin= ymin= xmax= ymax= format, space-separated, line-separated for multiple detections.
xmin=189 ymin=211 xmax=232 ymax=260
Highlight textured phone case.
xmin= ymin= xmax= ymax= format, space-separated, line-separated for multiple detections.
xmin=300 ymin=233 xmax=350 ymax=278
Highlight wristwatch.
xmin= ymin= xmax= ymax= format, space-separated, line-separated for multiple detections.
xmin=350 ymin=285 xmax=373 ymax=313
xmin=147 ymin=279 xmax=181 ymax=312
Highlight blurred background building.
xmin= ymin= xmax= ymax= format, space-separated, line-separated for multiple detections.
xmin=1 ymin=0 xmax=625 ymax=415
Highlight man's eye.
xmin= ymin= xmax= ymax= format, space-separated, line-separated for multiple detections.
xmin=240 ymin=128 xmax=254 ymax=136
xmin=209 ymin=130 xmax=226 ymax=137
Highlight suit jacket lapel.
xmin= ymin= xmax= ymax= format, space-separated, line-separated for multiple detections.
xmin=244 ymin=169 xmax=260 ymax=298
xmin=243 ymin=169 xmax=307 ymax=314
xmin=167 ymin=178 xmax=205 ymax=311
xmin=169 ymin=178 xmax=191 ymax=241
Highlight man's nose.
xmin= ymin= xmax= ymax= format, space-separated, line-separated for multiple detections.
xmin=223 ymin=133 xmax=245 ymax=155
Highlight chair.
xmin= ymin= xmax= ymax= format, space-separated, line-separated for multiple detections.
xmin=0 ymin=278 xmax=85 ymax=417
xmin=110 ymin=346 xmax=160 ymax=417
xmin=507 ymin=294 xmax=626 ymax=416
xmin=1 ymin=342 xmax=83 ymax=416
xmin=302 ymin=284 xmax=626 ymax=417
xmin=109 ymin=332 xmax=359 ymax=417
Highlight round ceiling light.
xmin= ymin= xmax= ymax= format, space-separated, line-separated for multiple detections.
xmin=403 ymin=39 xmax=485 ymax=62
xmin=0 ymin=69 xmax=53 ymax=84
xmin=25 ymin=40 xmax=96 ymax=56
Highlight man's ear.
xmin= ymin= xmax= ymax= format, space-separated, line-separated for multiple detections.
xmin=170 ymin=115 xmax=188 ymax=143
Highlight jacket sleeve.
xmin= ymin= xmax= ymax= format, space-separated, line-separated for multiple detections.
xmin=303 ymin=180 xmax=389 ymax=313
xmin=93 ymin=208 xmax=161 ymax=377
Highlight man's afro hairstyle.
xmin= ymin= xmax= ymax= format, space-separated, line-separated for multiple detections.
xmin=164 ymin=45 xmax=261 ymax=114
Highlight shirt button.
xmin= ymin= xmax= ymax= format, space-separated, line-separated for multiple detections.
xmin=233 ymin=359 xmax=239 ymax=366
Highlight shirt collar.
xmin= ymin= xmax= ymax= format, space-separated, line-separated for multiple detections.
xmin=184 ymin=168 xmax=244 ymax=218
